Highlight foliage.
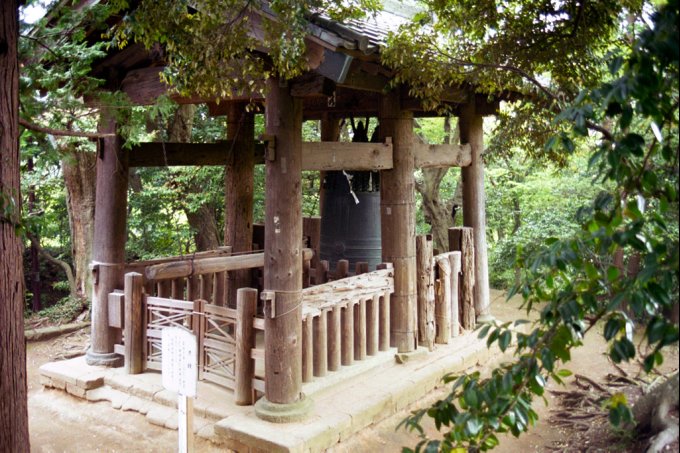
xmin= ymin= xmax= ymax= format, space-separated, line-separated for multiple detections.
xmin=401 ymin=1 xmax=679 ymax=450
xmin=115 ymin=0 xmax=380 ymax=100
xmin=36 ymin=294 xmax=88 ymax=323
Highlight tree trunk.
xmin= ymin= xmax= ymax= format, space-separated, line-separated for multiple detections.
xmin=0 ymin=1 xmax=30 ymax=448
xmin=414 ymin=117 xmax=460 ymax=252
xmin=416 ymin=167 xmax=451 ymax=252
xmin=27 ymin=158 xmax=41 ymax=311
xmin=168 ymin=105 xmax=220 ymax=251
xmin=62 ymin=145 xmax=96 ymax=300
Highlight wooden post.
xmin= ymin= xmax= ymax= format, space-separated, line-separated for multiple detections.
xmin=367 ymin=294 xmax=380 ymax=355
xmin=448 ymin=227 xmax=476 ymax=330
xmin=327 ymin=305 xmax=342 ymax=371
xmin=336 ymin=259 xmax=349 ymax=280
xmin=225 ymin=102 xmax=255 ymax=308
xmin=87 ymin=107 xmax=128 ymax=366
xmin=416 ymin=235 xmax=435 ymax=350
xmin=435 ymin=256 xmax=452 ymax=343
xmin=341 ymin=303 xmax=354 ymax=366
xmin=158 ymin=280 xmax=171 ymax=298
xmin=313 ymin=310 xmax=328 ymax=377
xmin=171 ymin=278 xmax=185 ymax=300
xmin=380 ymin=91 xmax=417 ymax=353
xmin=355 ymin=261 xmax=369 ymax=275
xmin=303 ymin=216 xmax=321 ymax=282
xmin=353 ymin=299 xmax=367 ymax=360
xmin=235 ymin=288 xmax=257 ymax=405
xmin=303 ymin=254 xmax=311 ymax=288
xmin=459 ymin=103 xmax=492 ymax=323
xmin=379 ymin=291 xmax=391 ymax=351
xmin=448 ymin=252 xmax=461 ymax=337
xmin=302 ymin=316 xmax=313 ymax=383
xmin=124 ymin=272 xmax=144 ymax=374
xmin=260 ymin=78 xmax=305 ymax=408
xmin=317 ymin=260 xmax=329 ymax=285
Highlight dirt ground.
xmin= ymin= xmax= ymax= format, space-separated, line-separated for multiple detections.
xmin=27 ymin=314 xmax=678 ymax=452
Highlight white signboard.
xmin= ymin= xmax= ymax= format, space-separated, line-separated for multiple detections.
xmin=162 ymin=327 xmax=198 ymax=397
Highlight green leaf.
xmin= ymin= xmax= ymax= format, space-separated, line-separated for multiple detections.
xmin=499 ymin=331 xmax=512 ymax=352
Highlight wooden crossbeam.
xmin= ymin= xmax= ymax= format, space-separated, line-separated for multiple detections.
xmin=129 ymin=140 xmax=470 ymax=169
xmin=414 ymin=143 xmax=472 ymax=168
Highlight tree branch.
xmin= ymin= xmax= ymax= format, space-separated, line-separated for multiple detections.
xmin=28 ymin=233 xmax=78 ymax=298
xmin=19 ymin=118 xmax=115 ymax=138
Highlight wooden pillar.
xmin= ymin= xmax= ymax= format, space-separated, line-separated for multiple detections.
xmin=379 ymin=91 xmax=417 ymax=353
xmin=459 ymin=102 xmax=492 ymax=323
xmin=416 ymin=235 xmax=435 ymax=350
xmin=87 ymin=108 xmax=128 ymax=366
xmin=259 ymin=78 xmax=307 ymax=412
xmin=225 ymin=102 xmax=255 ymax=308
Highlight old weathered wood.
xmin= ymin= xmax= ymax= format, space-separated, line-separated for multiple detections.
xmin=414 ymin=143 xmax=472 ymax=168
xmin=303 ymin=217 xmax=321 ymax=280
xmin=108 ymin=293 xmax=124 ymax=329
xmin=336 ymin=259 xmax=349 ymax=280
xmin=262 ymin=78 xmax=304 ymax=405
xmin=128 ymin=140 xmax=395 ymax=171
xmin=88 ymin=107 xmax=128 ymax=366
xmin=341 ymin=303 xmax=354 ymax=366
xmin=187 ymin=275 xmax=200 ymax=301
xmin=127 ymin=142 xmax=264 ymax=167
xmin=125 ymin=247 xmax=233 ymax=272
xmin=353 ymin=299 xmax=367 ymax=360
xmin=459 ymin=103 xmax=491 ymax=323
xmin=434 ymin=256 xmax=452 ymax=343
xmin=192 ymin=299 xmax=205 ymax=381
xmin=448 ymin=227 xmax=476 ymax=330
xmin=302 ymin=316 xmax=314 ymax=383
xmin=145 ymin=249 xmax=313 ymax=281
xmin=416 ymin=235 xmax=435 ymax=350
xmin=199 ymin=274 xmax=213 ymax=302
xmin=313 ymin=310 xmax=328 ymax=377
xmin=235 ymin=288 xmax=257 ymax=405
xmin=355 ymin=261 xmax=369 ymax=275
xmin=303 ymin=256 xmax=311 ymax=288
xmin=301 ymin=141 xmax=393 ymax=171
xmin=226 ymin=103 xmax=255 ymax=309
xmin=317 ymin=260 xmax=329 ymax=284
xmin=157 ymin=280 xmax=172 ymax=298
xmin=380 ymin=91 xmax=417 ymax=353
xmin=327 ymin=305 xmax=342 ymax=371
xmin=379 ymin=291 xmax=391 ymax=351
xmin=171 ymin=278 xmax=185 ymax=300
xmin=123 ymin=272 xmax=144 ymax=374
xmin=448 ymin=252 xmax=461 ymax=337
xmin=367 ymin=294 xmax=380 ymax=355
xmin=302 ymin=268 xmax=394 ymax=309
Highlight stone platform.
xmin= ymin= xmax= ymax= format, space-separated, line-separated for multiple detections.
xmin=40 ymin=291 xmax=526 ymax=452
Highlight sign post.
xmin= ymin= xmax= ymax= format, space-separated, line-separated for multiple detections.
xmin=162 ymin=327 xmax=198 ymax=453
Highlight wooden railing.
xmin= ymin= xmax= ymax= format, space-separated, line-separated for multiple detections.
xmin=416 ymin=229 xmax=476 ymax=347
xmin=122 ymin=247 xmax=313 ymax=307
xmin=299 ymin=265 xmax=394 ymax=382
xmin=114 ymin=272 xmax=263 ymax=405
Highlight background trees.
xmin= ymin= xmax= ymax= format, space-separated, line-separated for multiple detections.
xmin=400 ymin=0 xmax=679 ymax=450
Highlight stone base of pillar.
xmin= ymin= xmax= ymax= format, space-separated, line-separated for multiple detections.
xmin=85 ymin=350 xmax=123 ymax=367
xmin=476 ymin=313 xmax=495 ymax=324
xmin=254 ymin=394 xmax=313 ymax=423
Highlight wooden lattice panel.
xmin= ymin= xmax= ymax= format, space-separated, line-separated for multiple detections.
xmin=145 ymin=297 xmax=194 ymax=370
xmin=200 ymin=304 xmax=238 ymax=389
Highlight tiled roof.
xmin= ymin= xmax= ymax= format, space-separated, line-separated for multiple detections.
xmin=308 ymin=0 xmax=421 ymax=54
